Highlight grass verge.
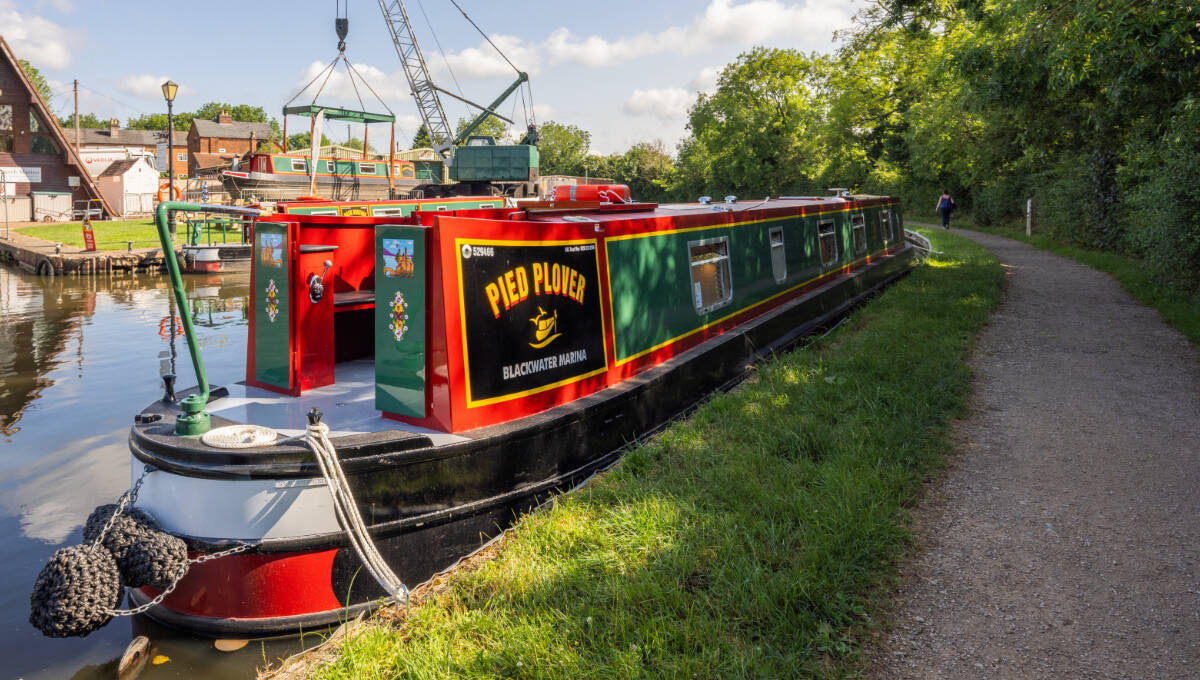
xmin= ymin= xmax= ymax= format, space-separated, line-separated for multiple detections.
xmin=16 ymin=219 xmax=186 ymax=250
xmin=291 ymin=229 xmax=1003 ymax=679
xmin=907 ymin=212 xmax=1200 ymax=347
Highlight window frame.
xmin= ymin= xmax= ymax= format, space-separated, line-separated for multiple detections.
xmin=359 ymin=163 xmax=377 ymax=175
xmin=851 ymin=213 xmax=867 ymax=255
xmin=769 ymin=226 xmax=786 ymax=283
xmin=818 ymin=219 xmax=838 ymax=266
xmin=291 ymin=158 xmax=307 ymax=172
xmin=688 ymin=235 xmax=734 ymax=315
xmin=176 ymin=152 xmax=186 ymax=162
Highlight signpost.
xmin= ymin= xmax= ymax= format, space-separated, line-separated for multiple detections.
xmin=82 ymin=217 xmax=97 ymax=252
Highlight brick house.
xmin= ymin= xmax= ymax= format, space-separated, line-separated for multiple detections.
xmin=0 ymin=35 xmax=113 ymax=220
xmin=188 ymin=110 xmax=272 ymax=177
xmin=156 ymin=130 xmax=188 ymax=180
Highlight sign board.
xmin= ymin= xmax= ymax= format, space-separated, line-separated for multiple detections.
xmin=455 ymin=238 xmax=608 ymax=407
xmin=82 ymin=221 xmax=97 ymax=252
xmin=0 ymin=167 xmax=41 ymax=183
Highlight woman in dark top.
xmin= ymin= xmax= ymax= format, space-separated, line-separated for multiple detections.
xmin=935 ymin=190 xmax=956 ymax=229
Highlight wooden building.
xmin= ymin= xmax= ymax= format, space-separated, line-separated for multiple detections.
xmin=96 ymin=157 xmax=158 ymax=217
xmin=0 ymin=35 xmax=113 ymax=220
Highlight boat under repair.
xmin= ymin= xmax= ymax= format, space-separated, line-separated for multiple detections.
xmin=31 ymin=189 xmax=922 ymax=638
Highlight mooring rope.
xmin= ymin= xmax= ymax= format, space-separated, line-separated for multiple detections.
xmin=305 ymin=413 xmax=410 ymax=605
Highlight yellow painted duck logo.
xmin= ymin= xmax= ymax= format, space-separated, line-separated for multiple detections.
xmin=528 ymin=307 xmax=561 ymax=348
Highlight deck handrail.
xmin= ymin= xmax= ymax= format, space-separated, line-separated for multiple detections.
xmin=155 ymin=201 xmax=263 ymax=435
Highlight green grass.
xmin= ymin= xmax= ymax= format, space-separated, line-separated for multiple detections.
xmin=906 ymin=211 xmax=1200 ymax=348
xmin=15 ymin=219 xmax=185 ymax=250
xmin=292 ymin=229 xmax=1003 ymax=679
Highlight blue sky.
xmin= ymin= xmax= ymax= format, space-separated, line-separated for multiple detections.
xmin=4 ymin=0 xmax=864 ymax=154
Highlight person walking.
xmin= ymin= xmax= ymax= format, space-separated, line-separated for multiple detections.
xmin=935 ymin=190 xmax=956 ymax=229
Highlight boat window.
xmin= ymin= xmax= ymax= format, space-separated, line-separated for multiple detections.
xmin=852 ymin=214 xmax=867 ymax=255
xmin=306 ymin=208 xmax=338 ymax=216
xmin=478 ymin=203 xmax=495 ymax=209
xmin=325 ymin=161 xmax=335 ymax=172
xmin=291 ymin=159 xmax=307 ymax=172
xmin=818 ymin=219 xmax=838 ymax=266
xmin=881 ymin=209 xmax=892 ymax=242
xmin=400 ymin=166 xmax=415 ymax=178
xmin=769 ymin=227 xmax=786 ymax=283
xmin=372 ymin=207 xmax=405 ymax=216
xmin=688 ymin=237 xmax=733 ymax=314
xmin=360 ymin=163 xmax=377 ymax=175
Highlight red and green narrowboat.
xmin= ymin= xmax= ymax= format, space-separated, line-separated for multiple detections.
xmin=119 ymin=189 xmax=919 ymax=635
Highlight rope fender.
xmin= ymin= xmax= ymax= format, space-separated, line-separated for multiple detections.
xmin=29 ymin=467 xmax=253 ymax=638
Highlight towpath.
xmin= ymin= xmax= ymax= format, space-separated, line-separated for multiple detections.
xmin=867 ymin=229 xmax=1200 ymax=679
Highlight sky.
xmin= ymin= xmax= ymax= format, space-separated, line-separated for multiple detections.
xmin=3 ymin=0 xmax=866 ymax=155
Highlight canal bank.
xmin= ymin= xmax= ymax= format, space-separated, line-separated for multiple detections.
xmin=0 ymin=228 xmax=178 ymax=276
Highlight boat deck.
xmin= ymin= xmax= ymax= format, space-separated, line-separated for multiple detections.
xmin=205 ymin=360 xmax=467 ymax=446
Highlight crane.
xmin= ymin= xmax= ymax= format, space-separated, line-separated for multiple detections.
xmin=378 ymin=0 xmax=539 ymax=197
xmin=378 ymin=0 xmax=531 ymax=167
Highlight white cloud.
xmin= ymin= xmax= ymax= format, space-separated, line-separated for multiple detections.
xmin=624 ymin=88 xmax=692 ymax=120
xmin=544 ymin=0 xmax=851 ymax=67
xmin=1 ymin=0 xmax=76 ymax=69
xmin=292 ymin=61 xmax=411 ymax=105
xmin=436 ymin=34 xmax=541 ymax=81
xmin=691 ymin=66 xmax=723 ymax=94
xmin=117 ymin=74 xmax=196 ymax=100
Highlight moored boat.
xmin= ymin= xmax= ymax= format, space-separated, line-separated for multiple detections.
xmin=114 ymin=190 xmax=916 ymax=635
xmin=221 ymin=152 xmax=436 ymax=202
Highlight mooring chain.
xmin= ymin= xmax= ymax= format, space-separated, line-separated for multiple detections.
xmin=85 ymin=464 xmax=258 ymax=617
xmin=106 ymin=543 xmax=256 ymax=617
xmin=87 ymin=465 xmax=154 ymax=553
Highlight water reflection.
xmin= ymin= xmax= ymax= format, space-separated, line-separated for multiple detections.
xmin=0 ymin=265 xmax=309 ymax=679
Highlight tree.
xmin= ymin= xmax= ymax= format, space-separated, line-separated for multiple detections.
xmin=286 ymin=132 xmax=332 ymax=150
xmin=674 ymin=47 xmax=829 ymax=200
xmin=536 ymin=121 xmax=591 ymax=176
xmin=411 ymin=123 xmax=432 ymax=149
xmin=19 ymin=60 xmax=52 ymax=103
xmin=57 ymin=113 xmax=111 ymax=129
xmin=454 ymin=115 xmax=509 ymax=144
xmin=128 ymin=112 xmax=193 ymax=131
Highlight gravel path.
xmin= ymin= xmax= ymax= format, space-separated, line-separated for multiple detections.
xmin=867 ymin=230 xmax=1200 ymax=679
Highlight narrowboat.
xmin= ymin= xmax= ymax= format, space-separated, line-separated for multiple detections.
xmin=124 ymin=190 xmax=917 ymax=635
xmin=221 ymin=152 xmax=443 ymax=202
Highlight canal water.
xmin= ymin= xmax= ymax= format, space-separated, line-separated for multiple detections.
xmin=0 ymin=264 xmax=311 ymax=679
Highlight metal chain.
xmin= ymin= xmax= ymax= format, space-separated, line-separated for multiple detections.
xmin=87 ymin=465 xmax=154 ymax=554
xmin=107 ymin=542 xmax=255 ymax=617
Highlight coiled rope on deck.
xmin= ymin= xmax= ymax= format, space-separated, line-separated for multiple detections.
xmin=304 ymin=409 xmax=409 ymax=605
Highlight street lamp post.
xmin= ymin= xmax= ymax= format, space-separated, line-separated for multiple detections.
xmin=161 ymin=80 xmax=179 ymax=237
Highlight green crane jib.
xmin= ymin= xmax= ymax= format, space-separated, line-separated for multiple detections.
xmin=378 ymin=0 xmax=530 ymax=168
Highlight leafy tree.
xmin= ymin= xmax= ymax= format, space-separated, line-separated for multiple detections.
xmin=57 ymin=113 xmax=112 ymax=129
xmin=454 ymin=115 xmax=508 ymax=144
xmin=674 ymin=47 xmax=829 ymax=200
xmin=411 ymin=123 xmax=432 ymax=149
xmin=128 ymin=112 xmax=193 ymax=131
xmin=286 ymin=132 xmax=332 ymax=150
xmin=536 ymin=121 xmax=591 ymax=176
xmin=19 ymin=60 xmax=52 ymax=103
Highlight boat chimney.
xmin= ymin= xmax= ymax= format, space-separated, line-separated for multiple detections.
xmin=828 ymin=188 xmax=850 ymax=200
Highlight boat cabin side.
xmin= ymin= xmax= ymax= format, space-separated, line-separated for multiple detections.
xmin=244 ymin=196 xmax=905 ymax=434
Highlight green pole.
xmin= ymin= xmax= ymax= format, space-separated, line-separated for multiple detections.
xmin=155 ymin=201 xmax=261 ymax=435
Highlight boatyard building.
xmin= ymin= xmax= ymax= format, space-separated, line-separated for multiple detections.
xmin=0 ymin=35 xmax=114 ymax=220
